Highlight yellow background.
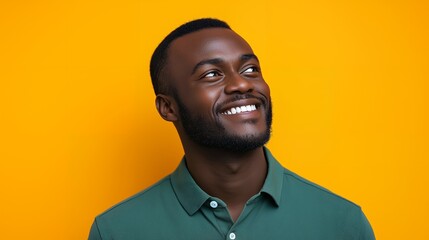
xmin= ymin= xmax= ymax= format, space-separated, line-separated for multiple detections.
xmin=1 ymin=0 xmax=428 ymax=239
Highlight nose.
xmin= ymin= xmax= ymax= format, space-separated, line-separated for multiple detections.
xmin=224 ymin=73 xmax=254 ymax=94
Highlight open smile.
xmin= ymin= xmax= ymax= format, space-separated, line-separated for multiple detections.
xmin=221 ymin=104 xmax=258 ymax=115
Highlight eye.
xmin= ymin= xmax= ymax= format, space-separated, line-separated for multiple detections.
xmin=201 ymin=70 xmax=222 ymax=80
xmin=204 ymin=71 xmax=219 ymax=78
xmin=241 ymin=66 xmax=260 ymax=76
xmin=243 ymin=66 xmax=258 ymax=73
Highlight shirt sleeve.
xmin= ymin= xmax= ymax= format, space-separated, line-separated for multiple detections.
xmin=88 ymin=218 xmax=103 ymax=240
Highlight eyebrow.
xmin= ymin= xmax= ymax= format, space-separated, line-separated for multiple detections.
xmin=192 ymin=58 xmax=223 ymax=74
xmin=241 ymin=54 xmax=259 ymax=63
xmin=191 ymin=54 xmax=259 ymax=74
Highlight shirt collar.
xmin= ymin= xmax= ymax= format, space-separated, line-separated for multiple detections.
xmin=170 ymin=159 xmax=210 ymax=215
xmin=260 ymin=147 xmax=284 ymax=207
xmin=170 ymin=147 xmax=284 ymax=215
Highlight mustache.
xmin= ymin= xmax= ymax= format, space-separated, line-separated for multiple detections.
xmin=215 ymin=93 xmax=268 ymax=112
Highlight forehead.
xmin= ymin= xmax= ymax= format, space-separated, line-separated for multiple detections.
xmin=167 ymin=28 xmax=254 ymax=66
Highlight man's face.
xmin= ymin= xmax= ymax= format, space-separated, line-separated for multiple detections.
xmin=165 ymin=28 xmax=272 ymax=152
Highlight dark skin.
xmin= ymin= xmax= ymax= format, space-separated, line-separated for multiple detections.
xmin=155 ymin=28 xmax=271 ymax=222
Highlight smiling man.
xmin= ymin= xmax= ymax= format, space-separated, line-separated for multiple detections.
xmin=89 ymin=18 xmax=375 ymax=240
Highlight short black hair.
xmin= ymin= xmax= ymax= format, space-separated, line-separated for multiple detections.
xmin=149 ymin=18 xmax=231 ymax=95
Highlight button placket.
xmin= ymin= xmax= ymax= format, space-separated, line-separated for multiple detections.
xmin=210 ymin=200 xmax=218 ymax=209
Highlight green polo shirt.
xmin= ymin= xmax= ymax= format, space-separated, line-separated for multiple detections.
xmin=89 ymin=148 xmax=375 ymax=240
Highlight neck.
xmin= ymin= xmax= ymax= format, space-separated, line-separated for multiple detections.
xmin=183 ymin=143 xmax=268 ymax=221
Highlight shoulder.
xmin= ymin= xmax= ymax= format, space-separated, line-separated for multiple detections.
xmin=279 ymin=168 xmax=375 ymax=239
xmin=90 ymin=175 xmax=187 ymax=239
xmin=283 ymin=168 xmax=361 ymax=212
xmin=96 ymin=175 xmax=174 ymax=221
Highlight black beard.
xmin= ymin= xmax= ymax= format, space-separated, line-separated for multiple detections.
xmin=175 ymin=93 xmax=272 ymax=153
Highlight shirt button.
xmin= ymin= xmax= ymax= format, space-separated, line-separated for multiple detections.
xmin=229 ymin=232 xmax=236 ymax=240
xmin=209 ymin=200 xmax=218 ymax=208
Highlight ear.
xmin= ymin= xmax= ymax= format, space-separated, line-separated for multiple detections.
xmin=155 ymin=94 xmax=178 ymax=122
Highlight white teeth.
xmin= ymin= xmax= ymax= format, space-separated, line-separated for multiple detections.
xmin=222 ymin=104 xmax=257 ymax=115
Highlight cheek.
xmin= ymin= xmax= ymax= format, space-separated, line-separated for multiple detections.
xmin=202 ymin=86 xmax=222 ymax=102
xmin=182 ymin=84 xmax=222 ymax=113
xmin=256 ymin=80 xmax=271 ymax=98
